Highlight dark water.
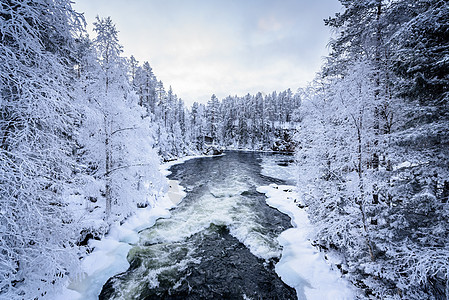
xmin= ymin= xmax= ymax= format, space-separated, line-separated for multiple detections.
xmin=100 ymin=151 xmax=296 ymax=299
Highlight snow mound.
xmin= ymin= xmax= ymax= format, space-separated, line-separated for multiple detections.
xmin=63 ymin=195 xmax=175 ymax=299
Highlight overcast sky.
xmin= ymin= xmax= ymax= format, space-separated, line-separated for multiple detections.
xmin=72 ymin=0 xmax=341 ymax=105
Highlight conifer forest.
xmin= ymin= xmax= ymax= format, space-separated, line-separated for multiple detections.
xmin=0 ymin=0 xmax=448 ymax=299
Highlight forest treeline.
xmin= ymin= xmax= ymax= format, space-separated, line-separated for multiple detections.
xmin=130 ymin=65 xmax=301 ymax=160
xmin=296 ymin=0 xmax=449 ymax=298
xmin=1 ymin=0 xmax=448 ymax=299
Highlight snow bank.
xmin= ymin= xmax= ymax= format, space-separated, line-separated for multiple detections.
xmin=160 ymin=153 xmax=225 ymax=177
xmin=257 ymin=184 xmax=355 ymax=300
xmin=62 ymin=196 xmax=176 ymax=299
xmin=260 ymin=154 xmax=296 ymax=184
xmin=61 ymin=158 xmax=191 ymax=300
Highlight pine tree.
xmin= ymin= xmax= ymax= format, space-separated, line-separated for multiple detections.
xmin=206 ymin=94 xmax=221 ymax=144
xmin=84 ymin=16 xmax=164 ymax=219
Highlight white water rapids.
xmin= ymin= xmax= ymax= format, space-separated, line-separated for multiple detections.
xmin=99 ymin=151 xmax=297 ymax=299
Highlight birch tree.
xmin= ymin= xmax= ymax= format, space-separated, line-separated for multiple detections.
xmin=0 ymin=0 xmax=83 ymax=298
xmin=83 ymin=16 xmax=164 ymax=220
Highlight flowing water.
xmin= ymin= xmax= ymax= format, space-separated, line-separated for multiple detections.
xmin=100 ymin=151 xmax=297 ymax=299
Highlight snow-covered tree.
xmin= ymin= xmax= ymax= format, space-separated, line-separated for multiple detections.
xmin=206 ymin=94 xmax=221 ymax=144
xmin=297 ymin=61 xmax=380 ymax=263
xmin=77 ymin=16 xmax=165 ymax=220
xmin=297 ymin=0 xmax=449 ymax=298
xmin=0 ymin=0 xmax=84 ymax=298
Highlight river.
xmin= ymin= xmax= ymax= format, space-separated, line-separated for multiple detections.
xmin=99 ymin=151 xmax=297 ymax=299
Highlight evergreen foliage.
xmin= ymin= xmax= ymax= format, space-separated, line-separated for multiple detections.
xmin=297 ymin=0 xmax=449 ymax=298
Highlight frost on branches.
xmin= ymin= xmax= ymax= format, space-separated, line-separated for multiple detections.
xmin=297 ymin=0 xmax=449 ymax=298
xmin=74 ymin=16 xmax=166 ymax=221
xmin=0 ymin=5 xmax=167 ymax=299
xmin=0 ymin=0 xmax=83 ymax=298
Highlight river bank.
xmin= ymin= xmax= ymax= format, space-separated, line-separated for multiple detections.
xmin=60 ymin=155 xmax=200 ymax=299
xmin=98 ymin=151 xmax=296 ymax=299
xmin=62 ymin=151 xmax=355 ymax=299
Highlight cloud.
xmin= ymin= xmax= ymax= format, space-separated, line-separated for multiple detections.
xmin=72 ymin=0 xmax=342 ymax=106
xmin=258 ymin=15 xmax=283 ymax=32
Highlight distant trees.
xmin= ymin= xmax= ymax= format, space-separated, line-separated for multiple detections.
xmin=206 ymin=94 xmax=221 ymax=144
xmin=187 ymin=90 xmax=300 ymax=151
xmin=127 ymin=65 xmax=302 ymax=159
xmin=297 ymin=0 xmax=449 ymax=298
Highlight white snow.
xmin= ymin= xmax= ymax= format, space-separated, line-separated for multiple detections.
xmin=260 ymin=154 xmax=297 ymax=184
xmin=393 ymin=161 xmax=416 ymax=170
xmin=62 ymin=152 xmax=354 ymax=300
xmin=257 ymin=183 xmax=356 ymax=300
xmin=61 ymin=198 xmax=175 ymax=299
xmin=61 ymin=157 xmax=192 ymax=300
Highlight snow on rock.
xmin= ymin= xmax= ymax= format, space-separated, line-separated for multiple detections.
xmin=65 ymin=238 xmax=132 ymax=299
xmin=260 ymin=154 xmax=296 ymax=184
xmin=62 ymin=158 xmax=191 ymax=300
xmin=257 ymin=184 xmax=355 ymax=300
xmin=167 ymin=180 xmax=187 ymax=205
xmin=62 ymin=197 xmax=175 ymax=299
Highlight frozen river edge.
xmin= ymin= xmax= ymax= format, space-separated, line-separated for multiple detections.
xmin=62 ymin=152 xmax=355 ymax=299
xmin=60 ymin=155 xmax=202 ymax=299
xmin=257 ymin=184 xmax=356 ymax=300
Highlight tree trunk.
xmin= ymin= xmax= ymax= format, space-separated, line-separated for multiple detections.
xmin=104 ymin=116 xmax=112 ymax=219
xmin=357 ymin=122 xmax=375 ymax=261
